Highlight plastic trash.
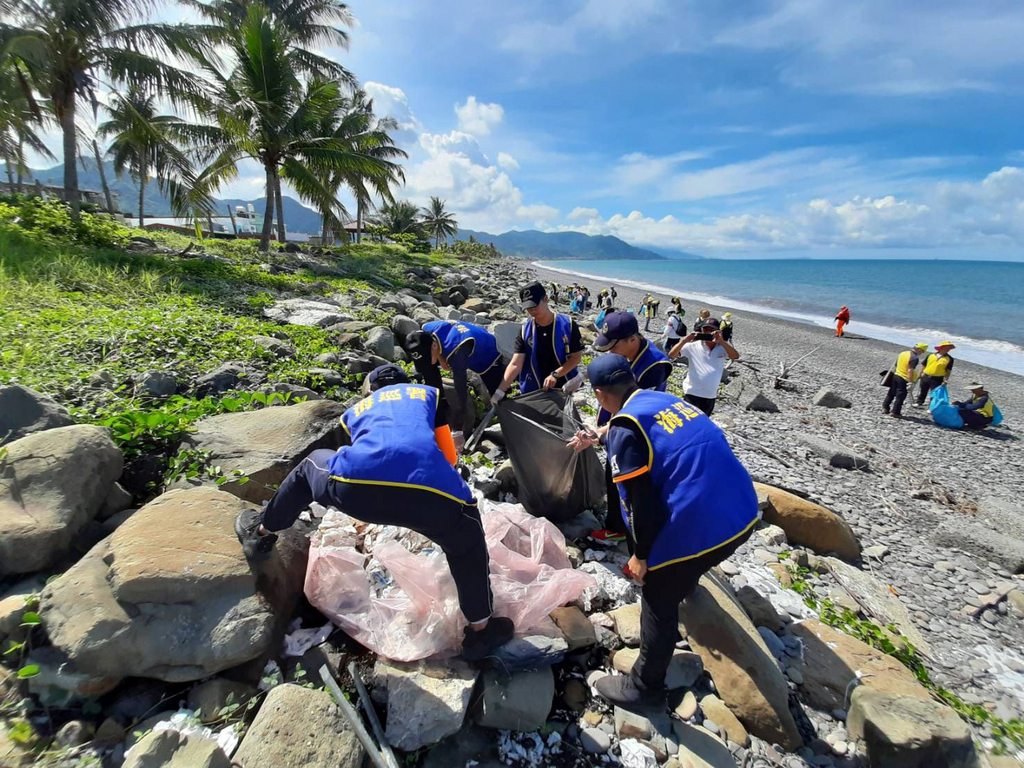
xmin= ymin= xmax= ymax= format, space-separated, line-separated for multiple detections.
xmin=929 ymin=384 xmax=1004 ymax=429
xmin=304 ymin=500 xmax=596 ymax=661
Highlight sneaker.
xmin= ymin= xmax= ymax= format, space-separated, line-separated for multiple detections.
xmin=890 ymin=412 xmax=902 ymax=420
xmin=462 ymin=616 xmax=514 ymax=661
xmin=234 ymin=509 xmax=278 ymax=561
xmin=594 ymin=674 xmax=666 ymax=715
xmin=590 ymin=529 xmax=627 ymax=544
xmin=881 ymin=408 xmax=890 ymax=415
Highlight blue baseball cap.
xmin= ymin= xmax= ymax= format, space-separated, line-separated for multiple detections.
xmin=367 ymin=364 xmax=410 ymax=391
xmin=594 ymin=311 xmax=639 ymax=351
xmin=587 ymin=354 xmax=636 ymax=388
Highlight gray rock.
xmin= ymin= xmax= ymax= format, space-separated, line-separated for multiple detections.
xmin=0 ymin=425 xmax=123 ymax=575
xmin=136 ymin=370 xmax=179 ymax=397
xmin=194 ymin=362 xmax=252 ymax=397
xmin=54 ymin=720 xmax=94 ymax=748
xmin=171 ymin=400 xmax=345 ymax=503
xmin=251 ymin=334 xmax=296 ymax=358
xmin=477 ymin=667 xmax=554 ymax=731
xmin=797 ymin=434 xmax=870 ymax=470
xmin=124 ymin=730 xmax=232 ymax=768
xmin=390 ymin=314 xmax=420 ymax=341
xmin=257 ymin=382 xmax=322 ymax=401
xmin=932 ymin=513 xmax=1024 ymax=574
xmin=379 ymin=658 xmax=478 ymax=751
xmin=263 ymin=298 xmax=348 ymax=328
xmin=580 ymin=726 xmax=612 ymax=753
xmin=364 ymin=326 xmax=396 ymax=361
xmin=0 ymin=384 xmax=74 ymax=444
xmin=25 ymin=646 xmax=120 ymax=706
xmin=492 ymin=634 xmax=568 ymax=672
xmin=233 ymin=684 xmax=364 ymax=768
xmin=188 ymin=678 xmax=257 ymax=723
xmin=99 ymin=481 xmax=134 ymax=520
xmin=812 ymin=389 xmax=852 ymax=408
xmin=491 ymin=322 xmax=521 ymax=360
xmin=41 ymin=488 xmax=308 ymax=682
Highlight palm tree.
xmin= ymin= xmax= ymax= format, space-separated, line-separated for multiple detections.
xmin=422 ymin=196 xmax=458 ymax=249
xmin=1 ymin=0 xmax=207 ymax=217
xmin=98 ymin=86 xmax=182 ymax=227
xmin=285 ymin=87 xmax=406 ymax=245
xmin=373 ymin=199 xmax=422 ymax=236
xmin=179 ymin=5 xmax=394 ymax=251
xmin=0 ymin=56 xmax=53 ymax=191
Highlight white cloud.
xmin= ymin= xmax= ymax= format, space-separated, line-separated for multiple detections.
xmin=568 ymin=206 xmax=599 ymax=221
xmin=552 ymin=166 xmax=1024 ymax=252
xmin=517 ymin=203 xmax=560 ymax=224
xmin=455 ymin=96 xmax=504 ymax=136
xmin=497 ymin=152 xmax=520 ymax=171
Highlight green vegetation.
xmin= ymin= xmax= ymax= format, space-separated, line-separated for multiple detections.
xmin=781 ymin=563 xmax=1024 ymax=752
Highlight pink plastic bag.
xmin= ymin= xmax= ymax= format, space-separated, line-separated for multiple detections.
xmin=303 ymin=500 xmax=595 ymax=661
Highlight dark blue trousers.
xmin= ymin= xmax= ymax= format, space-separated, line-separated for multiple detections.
xmin=261 ymin=449 xmax=493 ymax=623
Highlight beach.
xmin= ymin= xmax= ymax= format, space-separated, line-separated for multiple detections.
xmin=533 ymin=261 xmax=1024 ymax=738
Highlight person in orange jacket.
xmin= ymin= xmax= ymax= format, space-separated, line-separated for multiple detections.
xmin=834 ymin=306 xmax=850 ymax=337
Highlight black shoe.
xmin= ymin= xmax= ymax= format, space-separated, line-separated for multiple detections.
xmin=462 ymin=616 xmax=514 ymax=661
xmin=235 ymin=509 xmax=277 ymax=561
xmin=595 ymin=674 xmax=666 ymax=715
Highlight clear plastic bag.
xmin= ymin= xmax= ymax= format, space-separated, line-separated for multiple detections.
xmin=303 ymin=500 xmax=596 ymax=661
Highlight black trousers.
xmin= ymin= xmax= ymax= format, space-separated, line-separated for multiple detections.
xmin=684 ymin=393 xmax=716 ymax=416
xmin=882 ymin=377 xmax=909 ymax=415
xmin=959 ymin=409 xmax=993 ymax=430
xmin=916 ymin=375 xmax=944 ymax=405
xmin=479 ymin=361 xmax=505 ymax=395
xmin=632 ymin=528 xmax=752 ymax=690
xmin=261 ymin=449 xmax=493 ymax=623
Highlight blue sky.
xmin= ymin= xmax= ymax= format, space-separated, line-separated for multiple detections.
xmin=31 ymin=0 xmax=1024 ymax=258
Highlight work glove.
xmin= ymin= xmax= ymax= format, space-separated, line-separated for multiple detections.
xmin=452 ymin=431 xmax=465 ymax=453
xmin=563 ymin=375 xmax=584 ymax=395
xmin=492 ymin=388 xmax=506 ymax=403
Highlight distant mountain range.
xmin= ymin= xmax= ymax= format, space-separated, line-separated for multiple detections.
xmin=3 ymin=159 xmax=324 ymax=235
xmin=456 ymin=228 xmax=703 ymax=260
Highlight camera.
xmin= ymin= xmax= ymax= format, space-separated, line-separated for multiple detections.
xmin=695 ymin=332 xmax=713 ymax=341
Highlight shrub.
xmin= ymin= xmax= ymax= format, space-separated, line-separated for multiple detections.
xmin=0 ymin=197 xmax=131 ymax=249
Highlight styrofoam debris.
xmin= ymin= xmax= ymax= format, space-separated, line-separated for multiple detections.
xmin=618 ymin=738 xmax=657 ymax=768
xmin=125 ymin=708 xmax=239 ymax=759
xmin=497 ymin=730 xmax=561 ymax=767
xmin=283 ymin=622 xmax=334 ymax=657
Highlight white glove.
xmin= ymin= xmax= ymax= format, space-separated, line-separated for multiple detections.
xmin=563 ymin=375 xmax=584 ymax=395
xmin=492 ymin=388 xmax=506 ymax=403
xmin=452 ymin=431 xmax=465 ymax=453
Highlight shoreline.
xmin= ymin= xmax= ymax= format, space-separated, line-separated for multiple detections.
xmin=530 ymin=261 xmax=1024 ymax=421
xmin=532 ymin=260 xmax=1024 ymax=376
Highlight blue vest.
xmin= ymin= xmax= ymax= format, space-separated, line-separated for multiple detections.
xmin=611 ymin=390 xmax=759 ymax=569
xmin=519 ymin=313 xmax=578 ymax=393
xmin=422 ymin=320 xmax=502 ymax=374
xmin=597 ymin=340 xmax=673 ymax=426
xmin=328 ymin=384 xmax=475 ymax=504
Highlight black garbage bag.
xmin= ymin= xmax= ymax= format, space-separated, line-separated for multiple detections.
xmin=496 ymin=389 xmax=605 ymax=522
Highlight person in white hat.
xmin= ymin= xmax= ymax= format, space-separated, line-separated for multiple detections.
xmin=953 ymin=383 xmax=996 ymax=430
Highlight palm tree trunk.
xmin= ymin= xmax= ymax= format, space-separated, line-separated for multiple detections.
xmin=138 ymin=173 xmax=146 ymax=229
xmin=58 ymin=92 xmax=80 ymax=219
xmin=356 ymin=193 xmax=362 ymax=243
xmin=92 ymin=140 xmax=115 ymax=214
xmin=320 ymin=213 xmax=328 ymax=245
xmin=259 ymin=165 xmax=275 ymax=252
xmin=15 ymin=138 xmax=24 ymax=192
xmin=3 ymin=154 xmax=13 ymax=192
xmin=274 ymin=170 xmax=286 ymax=243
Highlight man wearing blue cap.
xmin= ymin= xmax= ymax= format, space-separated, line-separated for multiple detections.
xmin=405 ymin=321 xmax=505 ymax=445
xmin=577 ymin=311 xmax=673 ymax=542
xmin=234 ymin=364 xmax=514 ymax=661
xmin=495 ymin=281 xmax=584 ymax=399
xmin=573 ymin=355 xmax=760 ymax=712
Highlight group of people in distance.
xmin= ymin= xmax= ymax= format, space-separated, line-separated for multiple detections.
xmin=882 ymin=340 xmax=997 ymax=429
xmin=234 ymin=279 xmax=758 ymax=716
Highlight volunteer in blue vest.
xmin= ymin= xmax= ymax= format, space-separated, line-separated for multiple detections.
xmin=882 ymin=342 xmax=928 ymax=419
xmin=915 ymin=341 xmax=956 ymax=407
xmin=953 ymin=383 xmax=996 ymax=430
xmin=584 ymin=312 xmax=673 ymax=542
xmin=494 ymin=281 xmax=584 ymax=400
xmin=570 ymin=355 xmax=759 ymax=712
xmin=405 ymin=320 xmax=505 ymax=447
xmin=233 ymin=364 xmax=514 ymax=661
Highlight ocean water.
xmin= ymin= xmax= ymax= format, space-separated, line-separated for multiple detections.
xmin=537 ymin=258 xmax=1024 ymax=376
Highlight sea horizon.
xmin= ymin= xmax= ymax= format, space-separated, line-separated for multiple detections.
xmin=535 ymin=257 xmax=1024 ymax=377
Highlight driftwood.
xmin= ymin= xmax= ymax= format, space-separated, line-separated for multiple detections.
xmin=774 ymin=344 xmax=823 ymax=389
xmin=729 ymin=429 xmax=792 ymax=468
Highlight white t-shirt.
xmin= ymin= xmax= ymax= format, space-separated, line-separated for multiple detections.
xmin=677 ymin=341 xmax=728 ymax=399
xmin=663 ymin=315 xmax=683 ymax=340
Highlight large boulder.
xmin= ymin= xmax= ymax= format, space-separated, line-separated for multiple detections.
xmin=822 ymin=557 xmax=934 ymax=659
xmin=491 ymin=322 xmax=521 ymax=360
xmin=390 ymin=314 xmax=420 ymax=341
xmin=378 ymin=658 xmax=479 ymax=752
xmin=723 ymin=378 xmax=779 ymax=413
xmin=262 ymin=298 xmax=350 ymax=328
xmin=476 ymin=667 xmax=554 ymax=732
xmin=123 ymin=730 xmax=232 ymax=768
xmin=754 ymin=483 xmax=861 ymax=561
xmin=0 ymin=384 xmax=74 ymax=444
xmin=847 ymin=688 xmax=980 ymax=768
xmin=797 ymin=433 xmax=870 ymax=470
xmin=364 ymin=326 xmax=396 ymax=361
xmin=787 ymin=619 xmax=929 ymax=712
xmin=172 ymin=400 xmax=345 ymax=503
xmin=811 ymin=388 xmax=851 ymax=408
xmin=233 ymin=684 xmax=365 ymax=768
xmin=0 ymin=425 xmax=123 ymax=575
xmin=679 ymin=575 xmax=802 ymax=749
xmin=41 ymin=488 xmax=309 ymax=682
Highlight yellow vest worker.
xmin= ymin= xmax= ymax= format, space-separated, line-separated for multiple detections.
xmin=884 ymin=343 xmax=927 ymax=418
xmin=954 ymin=383 xmax=996 ymax=430
xmin=915 ymin=341 xmax=956 ymax=408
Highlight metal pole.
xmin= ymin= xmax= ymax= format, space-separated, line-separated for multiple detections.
xmin=348 ymin=663 xmax=400 ymax=768
xmin=318 ymin=665 xmax=389 ymax=768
